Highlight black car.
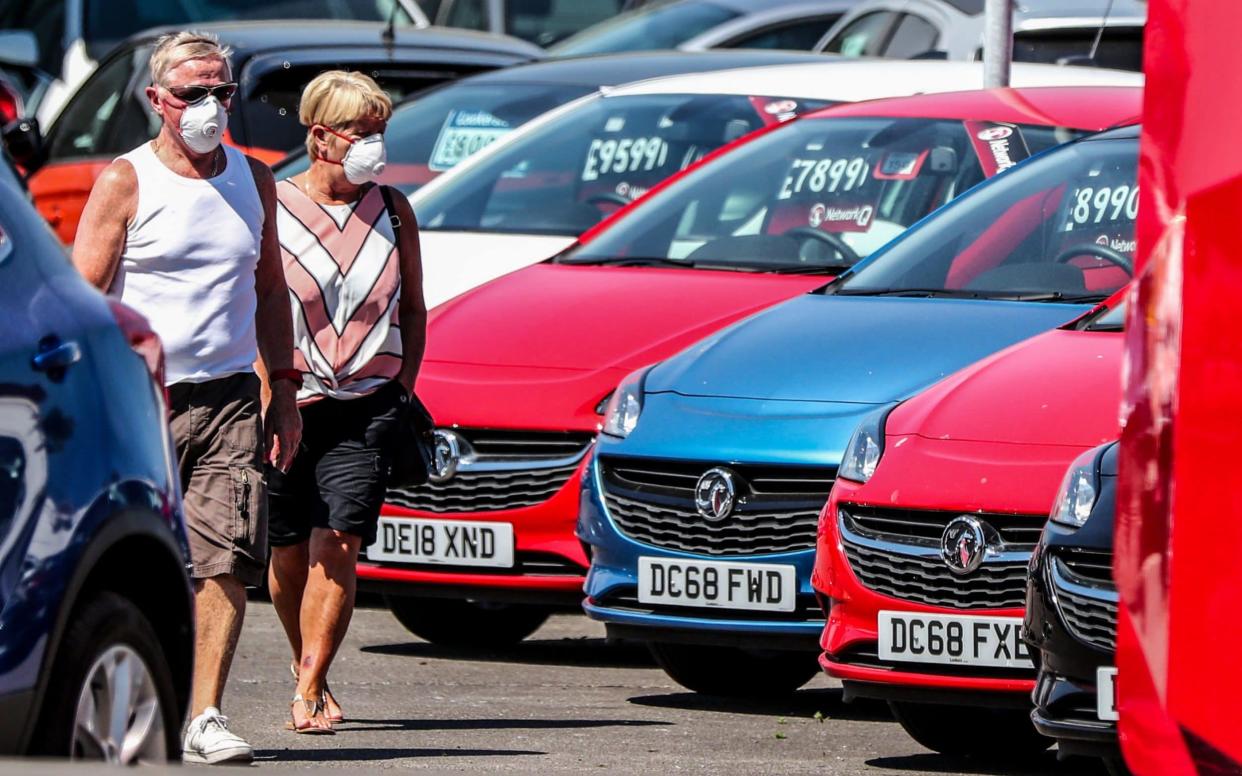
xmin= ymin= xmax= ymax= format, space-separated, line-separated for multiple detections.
xmin=11 ymin=20 xmax=542 ymax=243
xmin=1025 ymin=440 xmax=1121 ymax=763
xmin=0 ymin=144 xmax=192 ymax=763
xmin=274 ymin=48 xmax=832 ymax=193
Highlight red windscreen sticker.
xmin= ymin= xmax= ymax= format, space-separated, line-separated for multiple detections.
xmin=965 ymin=121 xmax=1031 ymax=177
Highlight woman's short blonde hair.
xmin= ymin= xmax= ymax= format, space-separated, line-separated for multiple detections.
xmin=300 ymin=70 xmax=393 ymax=156
xmin=150 ymin=31 xmax=232 ymax=86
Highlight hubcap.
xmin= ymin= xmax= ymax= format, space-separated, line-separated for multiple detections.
xmin=72 ymin=644 xmax=166 ymax=763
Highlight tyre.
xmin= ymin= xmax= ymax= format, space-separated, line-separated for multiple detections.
xmin=32 ymin=591 xmax=182 ymax=763
xmin=385 ymin=595 xmax=551 ymax=646
xmin=889 ymin=700 xmax=1053 ymax=758
xmin=648 ymin=642 xmax=820 ymax=697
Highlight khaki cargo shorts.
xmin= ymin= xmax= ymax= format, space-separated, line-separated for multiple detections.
xmin=168 ymin=372 xmax=267 ymax=587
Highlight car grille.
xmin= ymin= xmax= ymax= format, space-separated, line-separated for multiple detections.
xmin=1051 ymin=557 xmax=1117 ymax=653
xmin=386 ymin=429 xmax=593 ymax=514
xmin=841 ymin=540 xmax=1030 ymax=610
xmin=594 ymin=587 xmax=824 ymax=623
xmin=1057 ymin=548 xmax=1113 ymax=584
xmin=844 ymin=505 xmax=1046 ymax=551
xmin=361 ymin=549 xmax=586 ymax=577
xmin=598 ymin=457 xmax=835 ymax=557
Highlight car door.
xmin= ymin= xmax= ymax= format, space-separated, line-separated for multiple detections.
xmin=24 ymin=44 xmax=147 ymax=244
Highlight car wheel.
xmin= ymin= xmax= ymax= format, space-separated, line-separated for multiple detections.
xmin=889 ymin=701 xmax=1052 ymax=758
xmin=648 ymin=642 xmax=819 ymax=697
xmin=385 ymin=595 xmax=550 ymax=646
xmin=33 ymin=591 xmax=181 ymax=762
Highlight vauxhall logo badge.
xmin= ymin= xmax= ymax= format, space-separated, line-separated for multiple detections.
xmin=694 ymin=467 xmax=738 ymax=522
xmin=429 ymin=430 xmax=463 ymax=484
xmin=940 ymin=516 xmax=988 ymax=575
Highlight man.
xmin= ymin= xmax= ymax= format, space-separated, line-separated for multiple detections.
xmin=72 ymin=31 xmax=301 ymax=765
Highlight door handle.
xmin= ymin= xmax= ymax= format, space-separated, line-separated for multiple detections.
xmin=32 ymin=340 xmax=82 ymax=373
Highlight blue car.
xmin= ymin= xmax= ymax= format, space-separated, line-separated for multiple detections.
xmin=578 ymin=125 xmax=1139 ymax=696
xmin=0 ymin=164 xmax=192 ymax=760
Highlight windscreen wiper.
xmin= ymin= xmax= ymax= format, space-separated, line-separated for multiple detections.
xmin=990 ymin=292 xmax=1112 ymax=303
xmin=834 ymin=287 xmax=987 ymax=298
xmin=762 ymin=264 xmax=852 ymax=275
xmin=558 ymin=256 xmax=695 ymax=268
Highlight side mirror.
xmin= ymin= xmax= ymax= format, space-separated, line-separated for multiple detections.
xmin=3 ymin=117 xmax=45 ymax=172
xmin=0 ymin=31 xmax=39 ymax=69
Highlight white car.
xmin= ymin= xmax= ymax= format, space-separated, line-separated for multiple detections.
xmin=411 ymin=59 xmax=1143 ymax=308
xmin=0 ymin=0 xmax=428 ymax=128
xmin=549 ymin=0 xmax=856 ymax=58
xmin=815 ymin=0 xmax=1146 ymax=72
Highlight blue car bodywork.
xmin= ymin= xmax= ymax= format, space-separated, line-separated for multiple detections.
xmin=578 ymin=128 xmax=1138 ymax=656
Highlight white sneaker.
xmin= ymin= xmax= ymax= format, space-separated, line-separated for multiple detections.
xmin=182 ymin=707 xmax=254 ymax=765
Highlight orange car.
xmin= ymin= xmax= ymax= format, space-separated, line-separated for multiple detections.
xmin=11 ymin=20 xmax=539 ymax=244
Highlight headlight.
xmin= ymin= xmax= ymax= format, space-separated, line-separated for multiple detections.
xmin=1050 ymin=447 xmax=1101 ymax=528
xmin=601 ymin=368 xmax=649 ymax=438
xmin=838 ymin=407 xmax=892 ymax=483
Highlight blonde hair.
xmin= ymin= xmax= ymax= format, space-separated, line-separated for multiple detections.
xmin=299 ymin=70 xmax=393 ymax=156
xmin=149 ymin=31 xmax=232 ymax=86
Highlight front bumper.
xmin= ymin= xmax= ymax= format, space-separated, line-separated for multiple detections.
xmin=357 ymin=453 xmax=591 ymax=607
xmin=578 ymin=455 xmax=824 ymax=652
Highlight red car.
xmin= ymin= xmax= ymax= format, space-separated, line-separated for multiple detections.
xmin=361 ymin=86 xmax=1142 ymax=647
xmin=812 ymin=291 xmax=1130 ymax=757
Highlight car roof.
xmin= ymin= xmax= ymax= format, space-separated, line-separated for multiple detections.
xmin=122 ymin=20 xmax=543 ymax=60
xmin=711 ymin=0 xmax=846 ymax=11
xmin=1014 ymin=0 xmax=1146 ymax=28
xmin=609 ymin=59 xmax=1143 ymax=101
xmin=462 ymin=49 xmax=831 ymax=87
xmin=807 ymin=85 xmax=1142 ymax=130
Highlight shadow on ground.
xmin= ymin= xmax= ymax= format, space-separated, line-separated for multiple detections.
xmin=361 ymin=636 xmax=654 ymax=669
xmin=254 ymin=747 xmax=544 ymax=763
xmin=334 ymin=717 xmax=670 ymax=734
xmin=867 ymin=752 xmax=1103 ymax=774
xmin=628 ymin=687 xmax=893 ymax=723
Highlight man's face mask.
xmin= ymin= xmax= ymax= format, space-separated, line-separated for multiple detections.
xmin=159 ymin=81 xmax=235 ymax=155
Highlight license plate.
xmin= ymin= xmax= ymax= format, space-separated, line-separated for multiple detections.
xmin=637 ymin=557 xmax=796 ymax=612
xmin=878 ymin=611 xmax=1030 ymax=668
xmin=1097 ymin=666 xmax=1119 ymax=721
xmin=368 ymin=517 xmax=514 ymax=568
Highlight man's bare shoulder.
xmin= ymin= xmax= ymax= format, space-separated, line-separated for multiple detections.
xmin=94 ymin=158 xmax=139 ymax=199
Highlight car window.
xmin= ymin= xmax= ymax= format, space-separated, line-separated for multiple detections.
xmin=720 ymin=15 xmax=843 ymax=51
xmin=418 ymin=93 xmax=830 ymax=236
xmin=82 ymin=0 xmax=417 ymax=56
xmin=47 ymin=48 xmax=140 ymax=160
xmin=443 ymin=0 xmax=489 ymax=29
xmin=838 ymin=137 xmax=1138 ymax=299
xmin=274 ymin=80 xmax=595 ymax=193
xmin=884 ymin=13 xmax=939 ymax=58
xmin=507 ymin=0 xmax=624 ymax=46
xmin=548 ymin=1 xmax=740 ymax=57
xmin=821 ymin=11 xmax=897 ymax=57
xmin=0 ymin=0 xmax=66 ymax=77
xmin=567 ymin=118 xmax=1068 ymax=272
xmin=239 ymin=63 xmax=472 ymax=154
xmin=1012 ymin=28 xmax=1144 ymax=72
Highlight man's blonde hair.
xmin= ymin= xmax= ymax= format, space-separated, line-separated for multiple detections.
xmin=149 ymin=31 xmax=232 ymax=86
xmin=299 ymin=70 xmax=393 ymax=156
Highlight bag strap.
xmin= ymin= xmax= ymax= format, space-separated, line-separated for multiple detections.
xmin=377 ymin=184 xmax=402 ymax=245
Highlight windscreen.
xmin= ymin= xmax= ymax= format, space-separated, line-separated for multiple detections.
xmin=417 ymin=92 xmax=829 ymax=236
xmin=548 ymin=1 xmax=740 ymax=57
xmin=565 ymin=117 xmax=1073 ymax=273
xmin=837 ymin=136 xmax=1138 ymax=300
xmin=84 ymin=0 xmax=416 ymax=50
xmin=274 ymin=81 xmax=594 ymax=193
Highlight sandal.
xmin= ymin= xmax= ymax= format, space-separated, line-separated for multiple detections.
xmin=286 ymin=694 xmax=335 ymax=735
xmin=291 ymin=662 xmax=344 ymax=723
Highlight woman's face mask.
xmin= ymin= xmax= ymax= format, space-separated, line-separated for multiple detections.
xmin=320 ymin=126 xmax=387 ymax=184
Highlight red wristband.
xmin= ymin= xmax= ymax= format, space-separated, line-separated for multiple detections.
xmin=270 ymin=368 xmax=304 ymax=389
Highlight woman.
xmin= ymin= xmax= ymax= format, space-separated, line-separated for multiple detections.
xmin=267 ymin=70 xmax=425 ymax=733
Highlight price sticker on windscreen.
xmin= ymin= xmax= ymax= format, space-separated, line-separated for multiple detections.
xmin=429 ymin=109 xmax=513 ymax=172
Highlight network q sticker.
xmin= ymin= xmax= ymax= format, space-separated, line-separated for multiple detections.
xmin=964 ymin=120 xmax=1030 ymax=177
xmin=808 ymin=202 xmax=874 ymax=231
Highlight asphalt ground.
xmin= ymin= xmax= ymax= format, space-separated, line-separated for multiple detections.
xmin=165 ymin=599 xmax=1106 ymax=775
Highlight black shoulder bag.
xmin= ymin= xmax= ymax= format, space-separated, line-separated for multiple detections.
xmin=378 ymin=184 xmax=436 ymax=486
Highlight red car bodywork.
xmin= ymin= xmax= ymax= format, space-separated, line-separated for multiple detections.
xmin=358 ymin=87 xmax=1143 ymax=607
xmin=1116 ymin=1 xmax=1242 ymax=772
xmin=814 ymin=298 xmax=1125 ymax=698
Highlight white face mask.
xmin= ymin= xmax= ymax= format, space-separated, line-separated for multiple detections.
xmin=178 ymin=95 xmax=227 ymax=155
xmin=341 ymin=133 xmax=387 ymax=184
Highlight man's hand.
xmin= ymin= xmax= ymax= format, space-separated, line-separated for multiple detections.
xmin=264 ymin=385 xmax=302 ymax=472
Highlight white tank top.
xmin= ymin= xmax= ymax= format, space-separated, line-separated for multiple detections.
xmin=111 ymin=142 xmax=264 ymax=385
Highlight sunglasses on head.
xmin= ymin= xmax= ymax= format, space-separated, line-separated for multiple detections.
xmin=163 ymin=82 xmax=238 ymax=105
